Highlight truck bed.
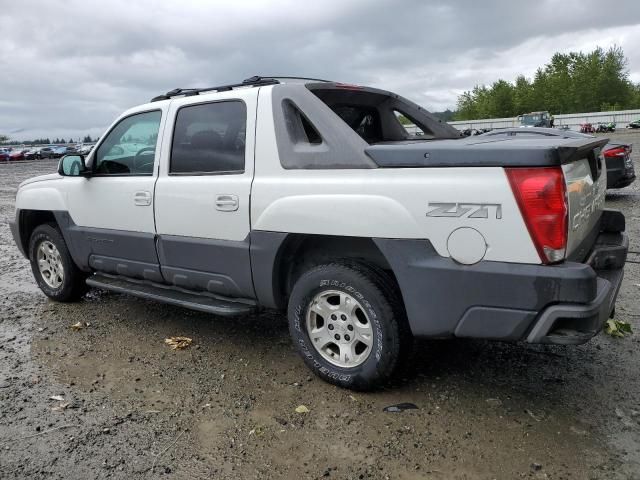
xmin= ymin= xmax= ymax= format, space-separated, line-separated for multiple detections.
xmin=365 ymin=136 xmax=609 ymax=168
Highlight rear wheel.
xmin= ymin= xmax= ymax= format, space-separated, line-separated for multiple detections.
xmin=288 ymin=262 xmax=411 ymax=390
xmin=29 ymin=224 xmax=87 ymax=302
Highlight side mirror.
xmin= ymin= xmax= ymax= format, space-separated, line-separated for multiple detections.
xmin=58 ymin=154 xmax=89 ymax=177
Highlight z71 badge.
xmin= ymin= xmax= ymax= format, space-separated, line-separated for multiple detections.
xmin=426 ymin=202 xmax=502 ymax=219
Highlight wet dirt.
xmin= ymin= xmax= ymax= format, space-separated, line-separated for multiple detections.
xmin=1 ymin=132 xmax=640 ymax=479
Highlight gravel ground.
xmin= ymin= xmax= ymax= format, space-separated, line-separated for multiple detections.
xmin=1 ymin=131 xmax=640 ymax=479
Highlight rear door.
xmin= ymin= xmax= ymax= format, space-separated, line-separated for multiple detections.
xmin=153 ymin=89 xmax=257 ymax=299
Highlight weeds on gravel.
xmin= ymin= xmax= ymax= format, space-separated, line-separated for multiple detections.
xmin=164 ymin=336 xmax=192 ymax=350
xmin=605 ymin=319 xmax=633 ymax=338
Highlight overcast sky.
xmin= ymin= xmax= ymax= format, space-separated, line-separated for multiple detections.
xmin=2 ymin=0 xmax=640 ymax=141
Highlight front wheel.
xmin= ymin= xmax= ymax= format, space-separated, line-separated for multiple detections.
xmin=29 ymin=224 xmax=87 ymax=302
xmin=288 ymin=262 xmax=411 ymax=390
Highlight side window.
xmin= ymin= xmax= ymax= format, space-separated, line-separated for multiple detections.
xmin=94 ymin=111 xmax=161 ymax=175
xmin=393 ymin=110 xmax=434 ymax=139
xmin=170 ymin=101 xmax=246 ymax=174
xmin=282 ymin=100 xmax=322 ymax=145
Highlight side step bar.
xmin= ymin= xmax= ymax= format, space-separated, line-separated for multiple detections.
xmin=86 ymin=273 xmax=256 ymax=317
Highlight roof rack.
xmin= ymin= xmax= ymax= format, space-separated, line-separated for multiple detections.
xmin=150 ymin=75 xmax=333 ymax=102
xmin=255 ymin=75 xmax=332 ymax=83
xmin=150 ymin=76 xmax=280 ymax=102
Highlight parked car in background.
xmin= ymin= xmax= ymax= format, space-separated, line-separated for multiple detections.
xmin=603 ymin=143 xmax=635 ymax=188
xmin=518 ymin=111 xmax=552 ymax=127
xmin=0 ymin=150 xmax=9 ymax=161
xmin=480 ymin=127 xmax=635 ymax=189
xmin=596 ymin=122 xmax=616 ymax=133
xmin=76 ymin=143 xmax=96 ymax=155
xmin=36 ymin=147 xmax=56 ymax=159
xmin=628 ymin=119 xmax=640 ymax=129
xmin=24 ymin=148 xmax=39 ymax=160
xmin=51 ymin=146 xmax=76 ymax=158
xmin=51 ymin=146 xmax=66 ymax=158
xmin=9 ymin=149 xmax=29 ymax=161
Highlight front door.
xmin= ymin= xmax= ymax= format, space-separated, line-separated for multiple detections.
xmin=153 ymin=91 xmax=257 ymax=298
xmin=65 ymin=108 xmax=166 ymax=281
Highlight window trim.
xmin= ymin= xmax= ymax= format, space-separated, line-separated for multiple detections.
xmin=168 ymin=99 xmax=248 ymax=176
xmin=90 ymin=108 xmax=163 ymax=178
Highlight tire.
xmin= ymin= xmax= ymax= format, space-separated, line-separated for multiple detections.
xmin=288 ymin=262 xmax=412 ymax=390
xmin=28 ymin=223 xmax=87 ymax=302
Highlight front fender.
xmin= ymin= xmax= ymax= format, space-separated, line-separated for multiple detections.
xmin=16 ymin=184 xmax=67 ymax=211
xmin=12 ymin=181 xmax=68 ymax=259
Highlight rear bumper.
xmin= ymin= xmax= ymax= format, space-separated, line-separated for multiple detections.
xmin=373 ymin=210 xmax=627 ymax=344
xmin=606 ymin=157 xmax=636 ymax=189
xmin=526 ymin=234 xmax=626 ymax=344
xmin=608 ymin=173 xmax=636 ymax=189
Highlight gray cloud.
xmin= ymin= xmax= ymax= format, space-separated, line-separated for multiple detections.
xmin=1 ymin=0 xmax=640 ymax=141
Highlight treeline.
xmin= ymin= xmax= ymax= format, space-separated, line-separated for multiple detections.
xmin=455 ymin=46 xmax=640 ymax=120
xmin=0 ymin=135 xmax=95 ymax=146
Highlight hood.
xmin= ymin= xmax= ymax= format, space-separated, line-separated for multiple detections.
xmin=19 ymin=173 xmax=61 ymax=189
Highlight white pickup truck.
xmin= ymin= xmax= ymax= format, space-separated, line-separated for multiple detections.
xmin=11 ymin=76 xmax=628 ymax=390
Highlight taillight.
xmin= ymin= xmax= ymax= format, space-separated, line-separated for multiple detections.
xmin=604 ymin=147 xmax=626 ymax=157
xmin=506 ymin=167 xmax=567 ymax=264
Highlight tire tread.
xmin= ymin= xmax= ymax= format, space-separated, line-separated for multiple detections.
xmin=288 ymin=261 xmax=412 ymax=390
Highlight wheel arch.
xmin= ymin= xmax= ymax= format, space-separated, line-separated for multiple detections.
xmin=17 ymin=209 xmax=59 ymax=258
xmin=250 ymin=232 xmax=401 ymax=311
xmin=17 ymin=210 xmax=90 ymax=272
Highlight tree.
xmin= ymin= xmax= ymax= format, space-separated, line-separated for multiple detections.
xmin=454 ymin=46 xmax=636 ymax=120
xmin=433 ymin=109 xmax=455 ymax=122
xmin=455 ymin=91 xmax=479 ymax=120
xmin=513 ymin=75 xmax=535 ymax=114
xmin=487 ymin=80 xmax=515 ymax=117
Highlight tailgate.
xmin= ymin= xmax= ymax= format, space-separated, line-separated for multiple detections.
xmin=559 ymin=138 xmax=608 ymax=259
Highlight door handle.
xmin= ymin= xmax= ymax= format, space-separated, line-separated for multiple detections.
xmin=134 ymin=191 xmax=152 ymax=206
xmin=215 ymin=194 xmax=239 ymax=212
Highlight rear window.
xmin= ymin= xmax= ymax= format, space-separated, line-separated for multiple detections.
xmin=332 ymin=105 xmax=382 ymax=143
xmin=307 ymin=86 xmax=460 ymax=144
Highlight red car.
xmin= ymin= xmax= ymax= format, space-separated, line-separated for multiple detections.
xmin=0 ymin=150 xmax=9 ymax=161
xmin=9 ymin=149 xmax=28 ymax=161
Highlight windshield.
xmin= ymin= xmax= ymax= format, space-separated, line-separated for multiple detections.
xmin=521 ymin=114 xmax=541 ymax=125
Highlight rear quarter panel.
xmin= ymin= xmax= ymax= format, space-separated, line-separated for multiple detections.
xmin=252 ymin=87 xmax=540 ymax=264
xmin=251 ymin=168 xmax=539 ymax=263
